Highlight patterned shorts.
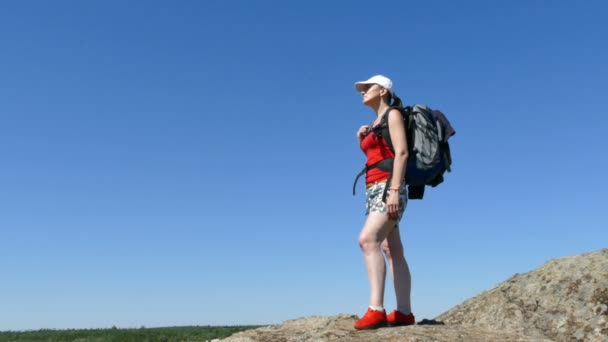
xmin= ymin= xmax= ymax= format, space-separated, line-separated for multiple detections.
xmin=365 ymin=181 xmax=407 ymax=220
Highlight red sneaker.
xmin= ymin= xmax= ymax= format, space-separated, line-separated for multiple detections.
xmin=354 ymin=308 xmax=387 ymax=330
xmin=387 ymin=310 xmax=415 ymax=326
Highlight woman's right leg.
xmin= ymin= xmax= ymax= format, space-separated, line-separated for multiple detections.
xmin=381 ymin=226 xmax=412 ymax=314
xmin=358 ymin=211 xmax=397 ymax=308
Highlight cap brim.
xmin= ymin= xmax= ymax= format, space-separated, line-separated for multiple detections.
xmin=354 ymin=81 xmax=373 ymax=93
xmin=354 ymin=81 xmax=392 ymax=94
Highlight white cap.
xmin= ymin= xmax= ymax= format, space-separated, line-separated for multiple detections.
xmin=354 ymin=75 xmax=393 ymax=94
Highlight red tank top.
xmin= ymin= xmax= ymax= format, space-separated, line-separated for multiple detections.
xmin=360 ymin=130 xmax=395 ymax=184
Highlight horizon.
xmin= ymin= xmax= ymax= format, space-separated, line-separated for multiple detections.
xmin=1 ymin=0 xmax=607 ymax=331
xmin=2 ymin=247 xmax=606 ymax=332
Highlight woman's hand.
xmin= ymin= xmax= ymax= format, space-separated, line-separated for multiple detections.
xmin=387 ymin=191 xmax=400 ymax=221
xmin=357 ymin=125 xmax=369 ymax=141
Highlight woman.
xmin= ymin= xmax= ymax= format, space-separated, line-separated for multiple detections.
xmin=353 ymin=75 xmax=415 ymax=330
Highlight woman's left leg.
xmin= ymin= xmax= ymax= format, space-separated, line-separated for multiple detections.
xmin=383 ymin=226 xmax=412 ymax=314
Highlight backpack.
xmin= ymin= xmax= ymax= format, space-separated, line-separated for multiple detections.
xmin=352 ymin=104 xmax=455 ymax=200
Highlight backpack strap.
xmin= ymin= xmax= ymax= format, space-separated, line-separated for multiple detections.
xmin=378 ymin=107 xmax=395 ymax=153
xmin=352 ymin=167 xmax=366 ymax=195
xmin=352 ymin=159 xmax=394 ymax=195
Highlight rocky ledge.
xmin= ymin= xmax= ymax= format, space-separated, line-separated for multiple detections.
xmin=221 ymin=248 xmax=608 ymax=342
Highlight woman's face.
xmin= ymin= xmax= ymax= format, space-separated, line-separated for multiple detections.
xmin=360 ymin=84 xmax=385 ymax=105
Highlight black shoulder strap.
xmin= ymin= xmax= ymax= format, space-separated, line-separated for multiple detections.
xmin=378 ymin=108 xmax=391 ymax=153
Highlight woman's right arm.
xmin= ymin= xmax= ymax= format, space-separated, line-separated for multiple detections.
xmin=357 ymin=125 xmax=369 ymax=151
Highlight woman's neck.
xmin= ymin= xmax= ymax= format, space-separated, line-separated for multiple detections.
xmin=373 ymin=102 xmax=391 ymax=118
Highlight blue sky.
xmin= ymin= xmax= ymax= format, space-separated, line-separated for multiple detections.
xmin=1 ymin=0 xmax=607 ymax=331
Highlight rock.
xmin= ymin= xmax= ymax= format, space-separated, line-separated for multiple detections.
xmin=220 ymin=248 xmax=608 ymax=342
xmin=437 ymin=248 xmax=608 ymax=342
xmin=220 ymin=314 xmax=548 ymax=341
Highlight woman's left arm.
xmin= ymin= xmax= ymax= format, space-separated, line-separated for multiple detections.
xmin=386 ymin=108 xmax=408 ymax=220
xmin=387 ymin=108 xmax=409 ymax=188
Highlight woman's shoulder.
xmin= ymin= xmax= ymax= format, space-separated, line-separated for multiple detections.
xmin=389 ymin=107 xmax=404 ymax=116
xmin=387 ymin=108 xmax=405 ymax=122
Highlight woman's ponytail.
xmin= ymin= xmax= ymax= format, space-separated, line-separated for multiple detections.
xmin=390 ymin=92 xmax=404 ymax=108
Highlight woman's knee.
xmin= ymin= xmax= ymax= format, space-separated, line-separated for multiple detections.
xmin=358 ymin=232 xmax=380 ymax=253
